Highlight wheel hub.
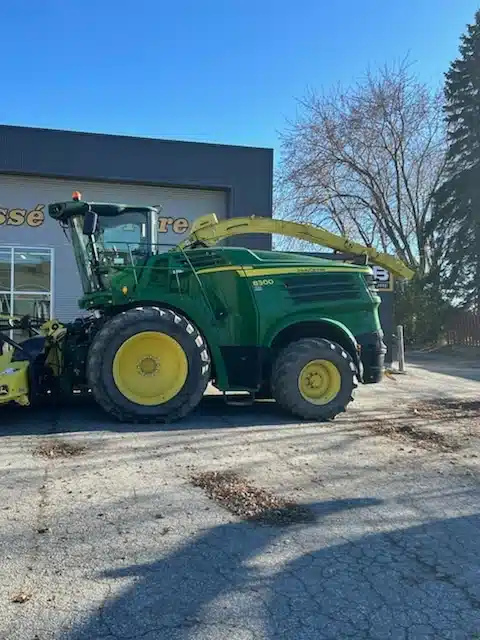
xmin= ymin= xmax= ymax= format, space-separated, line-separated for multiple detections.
xmin=306 ymin=372 xmax=323 ymax=389
xmin=298 ymin=359 xmax=341 ymax=405
xmin=112 ymin=331 xmax=188 ymax=406
xmin=137 ymin=355 xmax=160 ymax=376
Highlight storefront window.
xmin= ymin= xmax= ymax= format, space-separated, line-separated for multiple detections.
xmin=0 ymin=249 xmax=11 ymax=293
xmin=13 ymin=249 xmax=51 ymax=293
xmin=13 ymin=294 xmax=51 ymax=320
xmin=0 ymin=247 xmax=53 ymax=343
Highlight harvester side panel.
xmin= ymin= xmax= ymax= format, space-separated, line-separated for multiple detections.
xmin=116 ymin=251 xmax=261 ymax=389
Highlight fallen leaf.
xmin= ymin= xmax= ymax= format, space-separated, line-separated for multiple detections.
xmin=11 ymin=591 xmax=32 ymax=603
xmin=191 ymin=470 xmax=315 ymax=526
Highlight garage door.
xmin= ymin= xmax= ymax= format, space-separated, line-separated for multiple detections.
xmin=0 ymin=174 xmax=227 ymax=321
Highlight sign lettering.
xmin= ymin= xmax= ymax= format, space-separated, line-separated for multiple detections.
xmin=158 ymin=216 xmax=190 ymax=234
xmin=0 ymin=207 xmax=190 ymax=234
xmin=0 ymin=205 xmax=45 ymax=228
xmin=372 ymin=266 xmax=393 ymax=291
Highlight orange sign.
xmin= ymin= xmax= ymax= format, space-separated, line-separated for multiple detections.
xmin=0 ymin=205 xmax=45 ymax=228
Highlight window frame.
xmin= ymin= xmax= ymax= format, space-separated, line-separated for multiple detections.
xmin=0 ymin=246 xmax=54 ymax=340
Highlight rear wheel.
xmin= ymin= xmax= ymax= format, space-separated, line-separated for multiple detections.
xmin=270 ymin=337 xmax=356 ymax=421
xmin=87 ymin=307 xmax=210 ymax=423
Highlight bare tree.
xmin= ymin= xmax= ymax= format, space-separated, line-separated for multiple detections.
xmin=275 ymin=61 xmax=448 ymax=282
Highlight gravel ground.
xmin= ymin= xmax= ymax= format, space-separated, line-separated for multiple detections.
xmin=0 ymin=356 xmax=479 ymax=640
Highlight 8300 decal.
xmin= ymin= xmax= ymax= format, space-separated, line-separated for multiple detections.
xmin=252 ymin=279 xmax=274 ymax=287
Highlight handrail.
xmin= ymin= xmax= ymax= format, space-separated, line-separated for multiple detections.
xmin=175 ymin=246 xmax=219 ymax=322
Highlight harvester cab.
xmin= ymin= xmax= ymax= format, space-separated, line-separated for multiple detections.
xmin=48 ymin=193 xmax=161 ymax=299
xmin=1 ymin=193 xmax=414 ymax=424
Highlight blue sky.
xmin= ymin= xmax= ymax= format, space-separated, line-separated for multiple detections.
xmin=1 ymin=0 xmax=478 ymax=161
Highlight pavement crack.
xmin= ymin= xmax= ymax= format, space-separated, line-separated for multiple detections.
xmin=4 ymin=465 xmax=52 ymax=639
xmin=384 ymin=530 xmax=480 ymax=612
xmin=26 ymin=466 xmax=50 ymax=575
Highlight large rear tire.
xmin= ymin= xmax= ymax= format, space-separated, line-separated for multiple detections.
xmin=270 ymin=337 xmax=356 ymax=421
xmin=87 ymin=307 xmax=210 ymax=423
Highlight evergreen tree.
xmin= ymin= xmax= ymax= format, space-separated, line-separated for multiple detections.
xmin=435 ymin=10 xmax=480 ymax=310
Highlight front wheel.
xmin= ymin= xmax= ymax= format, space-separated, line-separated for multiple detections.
xmin=270 ymin=338 xmax=357 ymax=421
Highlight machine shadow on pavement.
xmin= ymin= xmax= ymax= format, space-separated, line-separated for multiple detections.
xmin=64 ymin=505 xmax=480 ymax=640
xmin=0 ymin=393 xmax=305 ymax=438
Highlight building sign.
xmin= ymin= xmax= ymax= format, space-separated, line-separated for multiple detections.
xmin=372 ymin=266 xmax=393 ymax=292
xmin=0 ymin=206 xmax=191 ymax=234
xmin=0 ymin=205 xmax=45 ymax=228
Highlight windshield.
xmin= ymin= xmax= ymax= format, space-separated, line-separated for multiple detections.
xmin=95 ymin=213 xmax=149 ymax=255
xmin=69 ymin=211 xmax=151 ymax=294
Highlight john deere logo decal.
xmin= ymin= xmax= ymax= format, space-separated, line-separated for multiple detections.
xmin=0 ymin=205 xmax=45 ymax=228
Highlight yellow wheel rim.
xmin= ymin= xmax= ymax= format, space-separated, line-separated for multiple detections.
xmin=298 ymin=359 xmax=341 ymax=405
xmin=112 ymin=331 xmax=188 ymax=406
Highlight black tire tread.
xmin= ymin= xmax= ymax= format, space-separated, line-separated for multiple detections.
xmin=87 ymin=306 xmax=210 ymax=423
xmin=270 ymin=337 xmax=356 ymax=421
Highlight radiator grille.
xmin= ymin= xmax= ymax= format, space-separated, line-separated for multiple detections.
xmin=281 ymin=273 xmax=362 ymax=304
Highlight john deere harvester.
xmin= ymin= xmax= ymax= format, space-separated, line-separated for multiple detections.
xmin=0 ymin=193 xmax=414 ymax=423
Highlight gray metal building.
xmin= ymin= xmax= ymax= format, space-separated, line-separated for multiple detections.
xmin=0 ymin=125 xmax=273 ymax=322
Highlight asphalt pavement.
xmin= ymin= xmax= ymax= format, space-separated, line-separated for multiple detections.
xmin=0 ymin=359 xmax=479 ymax=640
